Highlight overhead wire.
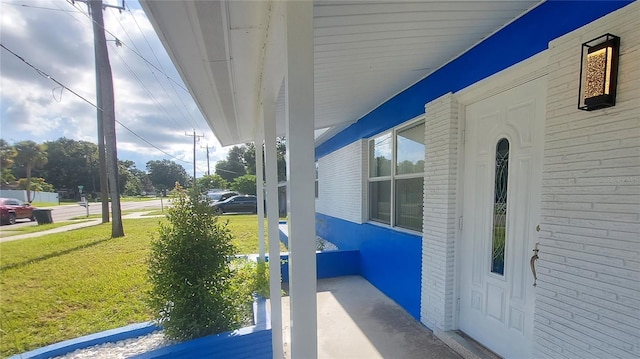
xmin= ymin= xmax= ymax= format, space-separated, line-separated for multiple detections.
xmin=60 ymin=0 xmax=210 ymax=173
xmin=121 ymin=6 xmax=206 ymax=134
xmin=0 ymin=42 xmax=194 ymax=167
xmin=63 ymin=0 xmax=208 ymax=138
xmin=64 ymin=0 xmax=191 ymax=94
xmin=108 ymin=7 xmax=204 ymax=134
xmin=1 ymin=1 xmax=84 ymax=13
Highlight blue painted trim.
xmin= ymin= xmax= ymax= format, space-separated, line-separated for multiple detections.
xmin=316 ymin=0 xmax=633 ymax=159
xmin=9 ymin=322 xmax=160 ymax=359
xmin=131 ymin=325 xmax=272 ymax=359
xmin=12 ymin=296 xmax=272 ymax=359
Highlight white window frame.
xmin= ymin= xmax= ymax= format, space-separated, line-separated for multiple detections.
xmin=367 ymin=116 xmax=425 ymax=233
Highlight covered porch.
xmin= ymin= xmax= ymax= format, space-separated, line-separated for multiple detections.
xmin=139 ymin=1 xmax=549 ymax=357
xmin=280 ymin=275 xmax=463 ymax=359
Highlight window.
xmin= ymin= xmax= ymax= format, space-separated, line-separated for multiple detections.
xmin=315 ymin=162 xmax=319 ymax=198
xmin=368 ymin=119 xmax=425 ymax=232
xmin=491 ymin=138 xmax=509 ymax=276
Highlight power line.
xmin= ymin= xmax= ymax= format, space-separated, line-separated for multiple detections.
xmin=64 ymin=0 xmax=190 ymax=94
xmin=1 ymin=42 xmax=193 ymax=167
xmin=1 ymin=2 xmax=84 ymax=13
xmin=64 ymin=0 xmax=206 ymax=134
xmin=121 ymin=6 xmax=206 ymax=134
xmin=1 ymin=43 xmax=100 ymax=110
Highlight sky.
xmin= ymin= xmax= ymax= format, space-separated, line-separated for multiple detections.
xmin=0 ymin=0 xmax=230 ymax=177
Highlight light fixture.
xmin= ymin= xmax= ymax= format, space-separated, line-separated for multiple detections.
xmin=578 ymin=33 xmax=620 ymax=111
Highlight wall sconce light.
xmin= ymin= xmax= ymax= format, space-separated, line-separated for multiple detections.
xmin=578 ymin=33 xmax=620 ymax=111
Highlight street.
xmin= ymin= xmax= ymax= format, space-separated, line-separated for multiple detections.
xmin=1 ymin=199 xmax=167 ymax=228
xmin=50 ymin=199 xmax=166 ymax=222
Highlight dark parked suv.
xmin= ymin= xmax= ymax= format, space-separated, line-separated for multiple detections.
xmin=207 ymin=191 xmax=239 ymax=204
xmin=212 ymin=195 xmax=257 ymax=214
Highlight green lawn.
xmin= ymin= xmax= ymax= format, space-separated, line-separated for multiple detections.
xmin=0 ymin=214 xmax=284 ymax=357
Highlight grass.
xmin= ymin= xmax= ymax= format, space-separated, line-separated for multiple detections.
xmin=222 ymin=214 xmax=287 ymax=254
xmin=0 ymin=214 xmax=285 ymax=357
xmin=0 ymin=221 xmax=92 ymax=238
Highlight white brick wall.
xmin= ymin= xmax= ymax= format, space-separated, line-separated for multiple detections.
xmin=536 ymin=3 xmax=640 ymax=358
xmin=316 ymin=140 xmax=366 ymax=224
xmin=421 ymin=93 xmax=459 ymax=331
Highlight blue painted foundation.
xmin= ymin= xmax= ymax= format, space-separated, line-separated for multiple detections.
xmin=277 ymin=250 xmax=361 ymax=283
xmin=315 ymin=214 xmax=422 ymax=320
xmin=278 ymin=218 xmax=422 ymax=320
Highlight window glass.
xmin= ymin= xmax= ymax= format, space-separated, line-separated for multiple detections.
xmin=367 ymin=119 xmax=425 ymax=232
xmin=315 ymin=162 xmax=319 ymax=198
xmin=491 ymin=138 xmax=509 ymax=276
xmin=395 ymin=177 xmax=424 ymax=231
xmin=396 ymin=122 xmax=425 ymax=175
xmin=369 ymin=180 xmax=391 ymax=224
xmin=369 ymin=133 xmax=392 ymax=177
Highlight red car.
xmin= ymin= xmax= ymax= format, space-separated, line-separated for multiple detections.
xmin=0 ymin=198 xmax=36 ymax=225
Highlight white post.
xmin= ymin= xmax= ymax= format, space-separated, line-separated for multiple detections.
xmin=256 ymin=126 xmax=266 ymax=261
xmin=285 ymin=1 xmax=317 ymax=358
xmin=264 ymin=99 xmax=283 ymax=359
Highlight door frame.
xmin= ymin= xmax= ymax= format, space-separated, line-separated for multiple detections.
xmin=452 ymin=50 xmax=549 ymax=334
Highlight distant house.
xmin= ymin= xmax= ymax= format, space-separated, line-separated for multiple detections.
xmin=142 ymin=1 xmax=639 ymax=358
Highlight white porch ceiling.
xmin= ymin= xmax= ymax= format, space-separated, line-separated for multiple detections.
xmin=141 ymin=0 xmax=541 ymax=147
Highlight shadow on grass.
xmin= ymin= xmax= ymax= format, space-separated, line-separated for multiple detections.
xmin=0 ymin=238 xmax=111 ymax=272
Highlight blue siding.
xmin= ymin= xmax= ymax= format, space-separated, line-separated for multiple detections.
xmin=316 ymin=214 xmax=422 ymax=320
xmin=316 ymin=0 xmax=632 ymax=159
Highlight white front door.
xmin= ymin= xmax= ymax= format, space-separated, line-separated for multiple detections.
xmin=459 ymin=77 xmax=546 ymax=358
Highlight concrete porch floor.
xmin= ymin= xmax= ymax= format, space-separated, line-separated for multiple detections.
xmin=278 ymin=276 xmax=462 ymax=359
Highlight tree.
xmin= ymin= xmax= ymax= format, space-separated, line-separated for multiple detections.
xmin=18 ymin=177 xmax=54 ymax=193
xmin=43 ymin=138 xmax=99 ymax=195
xmin=215 ymin=145 xmax=246 ymax=182
xmin=118 ymin=160 xmax=141 ymax=196
xmin=146 ymin=159 xmax=189 ymax=196
xmin=231 ymin=174 xmax=257 ymax=195
xmin=147 ymin=185 xmax=241 ymax=340
xmin=0 ymin=139 xmax=17 ymax=184
xmin=242 ymin=143 xmax=256 ymax=175
xmin=14 ymin=141 xmax=48 ymax=202
xmin=197 ymin=174 xmax=229 ymax=191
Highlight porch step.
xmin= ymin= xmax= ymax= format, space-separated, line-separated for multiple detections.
xmin=435 ymin=330 xmax=502 ymax=359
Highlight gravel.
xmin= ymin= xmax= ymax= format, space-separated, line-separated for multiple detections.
xmin=53 ymin=331 xmax=171 ymax=359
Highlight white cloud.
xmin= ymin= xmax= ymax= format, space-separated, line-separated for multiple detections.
xmin=0 ymin=0 xmax=221 ymax=177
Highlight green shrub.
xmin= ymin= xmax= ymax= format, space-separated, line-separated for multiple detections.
xmin=147 ymin=185 xmax=241 ymax=341
xmin=228 ymin=259 xmax=271 ymax=326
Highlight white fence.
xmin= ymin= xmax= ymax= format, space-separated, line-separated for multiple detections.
xmin=0 ymin=190 xmax=59 ymax=203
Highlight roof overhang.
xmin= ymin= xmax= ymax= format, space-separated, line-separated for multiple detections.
xmin=140 ymin=0 xmax=542 ymax=147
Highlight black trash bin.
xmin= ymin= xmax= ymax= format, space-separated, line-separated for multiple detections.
xmin=33 ymin=209 xmax=54 ymax=225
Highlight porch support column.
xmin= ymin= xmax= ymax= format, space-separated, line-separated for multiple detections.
xmin=421 ymin=93 xmax=459 ymax=332
xmin=256 ymin=125 xmax=266 ymax=261
xmin=264 ymin=99 xmax=283 ymax=359
xmin=284 ymin=0 xmax=317 ymax=358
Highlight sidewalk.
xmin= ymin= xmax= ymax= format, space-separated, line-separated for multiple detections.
xmin=0 ymin=211 xmax=165 ymax=243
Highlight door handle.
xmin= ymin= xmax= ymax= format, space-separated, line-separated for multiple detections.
xmin=530 ymin=243 xmax=539 ymax=287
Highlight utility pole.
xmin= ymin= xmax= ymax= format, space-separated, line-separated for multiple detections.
xmin=201 ymin=144 xmax=211 ymax=176
xmin=186 ymin=130 xmax=204 ymax=186
xmin=88 ymin=0 xmax=124 ymax=237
